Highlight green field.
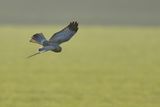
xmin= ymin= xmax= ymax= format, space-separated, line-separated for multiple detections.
xmin=0 ymin=26 xmax=160 ymax=107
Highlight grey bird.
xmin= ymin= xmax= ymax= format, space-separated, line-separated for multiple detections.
xmin=27 ymin=21 xmax=79 ymax=58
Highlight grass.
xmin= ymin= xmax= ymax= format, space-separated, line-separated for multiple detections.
xmin=0 ymin=26 xmax=160 ymax=107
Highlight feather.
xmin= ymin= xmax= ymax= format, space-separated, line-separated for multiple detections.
xmin=49 ymin=21 xmax=79 ymax=44
xmin=29 ymin=21 xmax=79 ymax=55
xmin=30 ymin=33 xmax=47 ymax=45
xmin=68 ymin=21 xmax=79 ymax=32
xmin=27 ymin=52 xmax=41 ymax=58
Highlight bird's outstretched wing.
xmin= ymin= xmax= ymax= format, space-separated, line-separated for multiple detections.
xmin=49 ymin=21 xmax=78 ymax=44
xmin=30 ymin=33 xmax=48 ymax=46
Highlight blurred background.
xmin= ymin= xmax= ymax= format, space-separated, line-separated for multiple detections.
xmin=0 ymin=0 xmax=160 ymax=26
xmin=0 ymin=0 xmax=160 ymax=107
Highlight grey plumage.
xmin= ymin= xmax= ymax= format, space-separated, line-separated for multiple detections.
xmin=28 ymin=21 xmax=79 ymax=58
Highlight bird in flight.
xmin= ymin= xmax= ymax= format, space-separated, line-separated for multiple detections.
xmin=27 ymin=21 xmax=79 ymax=58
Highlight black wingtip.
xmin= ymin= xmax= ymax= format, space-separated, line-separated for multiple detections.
xmin=68 ymin=21 xmax=79 ymax=32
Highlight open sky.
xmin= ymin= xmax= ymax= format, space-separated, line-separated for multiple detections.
xmin=0 ymin=0 xmax=160 ymax=25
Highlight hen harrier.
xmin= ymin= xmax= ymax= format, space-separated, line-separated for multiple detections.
xmin=28 ymin=21 xmax=79 ymax=58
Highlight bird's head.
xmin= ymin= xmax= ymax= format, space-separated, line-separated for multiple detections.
xmin=52 ymin=46 xmax=62 ymax=53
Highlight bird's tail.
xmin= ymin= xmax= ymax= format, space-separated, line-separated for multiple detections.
xmin=27 ymin=50 xmax=46 ymax=58
xmin=27 ymin=52 xmax=41 ymax=58
xmin=30 ymin=33 xmax=47 ymax=45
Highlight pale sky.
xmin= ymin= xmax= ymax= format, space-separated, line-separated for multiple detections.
xmin=0 ymin=0 xmax=159 ymax=25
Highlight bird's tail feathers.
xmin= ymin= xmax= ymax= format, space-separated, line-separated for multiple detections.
xmin=30 ymin=33 xmax=47 ymax=45
xmin=27 ymin=52 xmax=41 ymax=58
xmin=27 ymin=50 xmax=46 ymax=58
